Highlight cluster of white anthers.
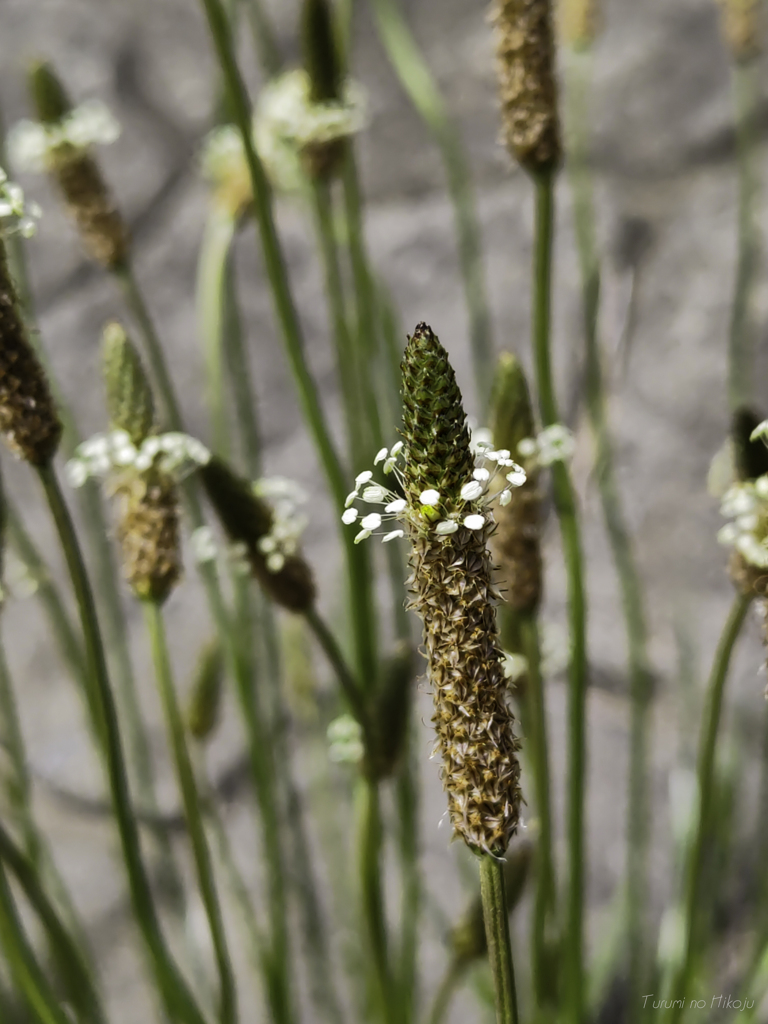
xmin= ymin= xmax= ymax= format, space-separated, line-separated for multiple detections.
xmin=718 ymin=420 xmax=768 ymax=568
xmin=255 ymin=69 xmax=367 ymax=189
xmin=341 ymin=439 xmax=527 ymax=544
xmin=8 ymin=100 xmax=121 ymax=172
xmin=517 ymin=423 xmax=576 ymax=467
xmin=0 ymin=169 xmax=41 ymax=238
xmin=253 ymin=477 xmax=308 ymax=574
xmin=64 ymin=429 xmax=211 ymax=490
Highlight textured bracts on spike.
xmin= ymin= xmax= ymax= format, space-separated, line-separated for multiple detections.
xmin=102 ymin=322 xmax=155 ymax=445
xmin=717 ymin=0 xmax=762 ymax=63
xmin=491 ymin=353 xmax=542 ymax=612
xmin=492 ymin=0 xmax=562 ymax=173
xmin=0 ymin=241 xmax=61 ymax=465
xmin=49 ymin=150 xmax=128 ymax=268
xmin=401 ymin=324 xmax=522 ymax=855
xmin=201 ymin=457 xmax=316 ymax=612
xmin=29 ymin=62 xmax=128 ymax=268
xmin=118 ymin=472 xmax=181 ymax=603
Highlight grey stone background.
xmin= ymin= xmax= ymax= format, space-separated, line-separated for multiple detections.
xmin=1 ymin=0 xmax=768 ymax=1020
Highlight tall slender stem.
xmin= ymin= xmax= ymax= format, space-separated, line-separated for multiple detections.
xmin=667 ymin=593 xmax=751 ymax=1021
xmin=368 ymin=0 xmax=493 ymax=404
xmin=0 ymin=820 xmax=105 ymax=1024
xmin=144 ymin=600 xmax=238 ymax=1024
xmin=356 ymin=777 xmax=395 ymax=1024
xmin=531 ymin=169 xmax=588 ymax=1024
xmin=564 ymin=49 xmax=655 ymax=1017
xmin=36 ymin=464 xmax=208 ymax=1024
xmin=0 ymin=858 xmax=73 ymax=1024
xmin=479 ymin=854 xmax=519 ymax=1024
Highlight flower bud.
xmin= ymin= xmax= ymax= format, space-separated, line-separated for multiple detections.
xmin=559 ymin=0 xmax=600 ymax=50
xmin=492 ymin=0 xmax=562 ymax=173
xmin=0 ymin=240 xmax=61 ymax=465
xmin=187 ymin=638 xmax=225 ymax=742
xmin=201 ymin=456 xmax=316 ymax=612
xmin=28 ymin=61 xmax=129 ymax=268
xmin=102 ymin=321 xmax=155 ymax=446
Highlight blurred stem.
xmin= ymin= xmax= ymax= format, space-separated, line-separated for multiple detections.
xmin=395 ymin=728 xmax=420 ymax=1024
xmin=427 ymin=958 xmax=466 ymax=1024
xmin=0 ymin=821 xmax=105 ymax=1024
xmin=666 ymin=593 xmax=752 ymax=1022
xmin=368 ymin=0 xmax=493 ymax=404
xmin=241 ymin=0 xmax=282 ymax=78
xmin=357 ymin=777 xmax=395 ymax=1024
xmin=198 ymin=0 xmax=379 ymax=690
xmin=36 ymin=464 xmax=208 ymax=1024
xmin=144 ymin=599 xmax=238 ymax=1024
xmin=564 ymin=48 xmax=655 ymax=1020
xmin=727 ymin=60 xmax=760 ymax=412
xmin=198 ymin=204 xmax=238 ymax=459
xmin=305 ymin=605 xmax=370 ymax=740
xmin=531 ymin=168 xmax=588 ymax=1024
xmin=479 ymin=855 xmax=519 ymax=1024
xmin=0 ymin=859 xmax=73 ymax=1024
xmin=519 ymin=611 xmax=556 ymax=1008
xmin=311 ymin=178 xmax=368 ymax=467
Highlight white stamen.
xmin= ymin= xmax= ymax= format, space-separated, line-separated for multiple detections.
xmin=460 ymin=481 xmax=483 ymax=501
xmin=374 ymin=447 xmax=388 ymax=465
xmin=499 ymin=489 xmax=512 ymax=506
xmin=341 ymin=508 xmax=359 ymax=524
xmin=362 ymin=485 xmax=388 ymax=503
xmin=463 ymin=514 xmax=485 ymax=530
xmin=355 ymin=470 xmax=373 ymax=487
xmin=382 ymin=529 xmax=404 ymax=543
xmin=473 ymin=468 xmax=490 ymax=482
xmin=360 ymin=513 xmax=382 ymax=530
xmin=385 ymin=498 xmax=407 ymax=513
xmin=419 ymin=489 xmax=440 ymax=506
xmin=344 ymin=490 xmax=359 ymax=508
xmin=435 ymin=520 xmax=459 ymax=536
xmin=354 ymin=528 xmax=372 ymax=544
xmin=506 ymin=468 xmax=527 ymax=487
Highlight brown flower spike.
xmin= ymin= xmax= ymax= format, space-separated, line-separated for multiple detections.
xmin=401 ymin=323 xmax=522 ymax=855
xmin=0 ymin=240 xmax=61 ymax=465
xmin=492 ymin=0 xmax=561 ymax=173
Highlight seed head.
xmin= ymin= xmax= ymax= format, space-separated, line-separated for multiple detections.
xmin=102 ymin=321 xmax=155 ymax=446
xmin=117 ymin=470 xmax=181 ymax=603
xmin=559 ymin=0 xmax=601 ymax=50
xmin=717 ymin=0 xmax=762 ymax=63
xmin=0 ymin=240 xmax=61 ymax=465
xmin=491 ymin=352 xmax=542 ymax=613
xmin=491 ymin=0 xmax=562 ymax=173
xmin=401 ymin=323 xmax=522 ymax=855
xmin=201 ymin=456 xmax=316 ymax=612
xmin=27 ymin=61 xmax=128 ymax=268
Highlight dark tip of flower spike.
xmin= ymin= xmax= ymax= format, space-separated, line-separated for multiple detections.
xmin=102 ymin=321 xmax=155 ymax=447
xmin=301 ymin=0 xmax=343 ymax=103
xmin=28 ymin=60 xmax=72 ymax=125
xmin=201 ymin=456 xmax=316 ymax=613
xmin=187 ymin=637 xmax=225 ymax=742
xmin=491 ymin=0 xmax=561 ymax=173
xmin=732 ymin=406 xmax=768 ymax=483
xmin=0 ymin=241 xmax=62 ymax=466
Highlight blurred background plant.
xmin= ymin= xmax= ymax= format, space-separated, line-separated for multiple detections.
xmin=0 ymin=0 xmax=766 ymax=1022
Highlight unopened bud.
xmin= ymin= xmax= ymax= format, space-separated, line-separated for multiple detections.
xmin=102 ymin=322 xmax=155 ymax=446
xmin=118 ymin=472 xmax=181 ymax=603
xmin=187 ymin=638 xmax=224 ymax=742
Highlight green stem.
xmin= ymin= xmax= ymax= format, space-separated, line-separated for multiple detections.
xmin=0 ymin=858 xmax=72 ymax=1024
xmin=241 ymin=0 xmax=282 ymax=78
xmin=564 ymin=49 xmax=655 ymax=1018
xmin=357 ymin=777 xmax=394 ymax=1024
xmin=519 ymin=611 xmax=556 ymax=1007
xmin=144 ymin=600 xmax=238 ymax=1024
xmin=479 ymin=855 xmax=519 ymax=1024
xmin=311 ymin=178 xmax=367 ymax=468
xmin=427 ymin=959 xmax=465 ymax=1024
xmin=304 ymin=605 xmax=369 ymax=736
xmin=36 ymin=464 xmax=208 ymax=1024
xmin=368 ymin=0 xmax=493 ymax=404
xmin=197 ymin=0 xmax=379 ymax=689
xmin=198 ymin=205 xmax=238 ymax=459
xmin=0 ymin=821 xmax=105 ymax=1024
xmin=531 ymin=168 xmax=588 ymax=1024
xmin=395 ymin=730 xmax=420 ymax=1024
xmin=667 ymin=593 xmax=751 ymax=1022
xmin=727 ymin=60 xmax=760 ymax=412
